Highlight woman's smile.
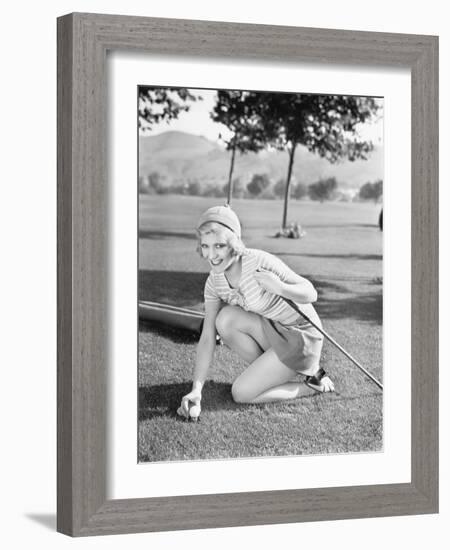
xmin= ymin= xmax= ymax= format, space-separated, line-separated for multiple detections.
xmin=200 ymin=233 xmax=235 ymax=272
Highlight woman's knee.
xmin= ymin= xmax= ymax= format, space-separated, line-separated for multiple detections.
xmin=215 ymin=305 xmax=240 ymax=338
xmin=231 ymin=378 xmax=254 ymax=404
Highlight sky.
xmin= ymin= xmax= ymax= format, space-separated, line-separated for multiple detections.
xmin=142 ymin=88 xmax=383 ymax=146
xmin=142 ymin=89 xmax=232 ymax=143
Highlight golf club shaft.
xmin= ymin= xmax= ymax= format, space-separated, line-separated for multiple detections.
xmin=282 ymin=297 xmax=383 ymax=390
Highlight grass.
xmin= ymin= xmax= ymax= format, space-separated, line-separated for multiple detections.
xmin=138 ymin=195 xmax=383 ymax=462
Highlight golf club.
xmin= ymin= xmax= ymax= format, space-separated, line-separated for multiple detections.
xmin=282 ymin=296 xmax=383 ymax=390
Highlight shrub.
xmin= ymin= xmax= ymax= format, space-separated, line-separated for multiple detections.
xmin=273 ymin=179 xmax=286 ymax=199
xmin=358 ymin=180 xmax=383 ymax=202
xmin=308 ymin=177 xmax=338 ymax=202
xmin=292 ymin=182 xmax=308 ymax=200
xmin=247 ymin=174 xmax=271 ymax=197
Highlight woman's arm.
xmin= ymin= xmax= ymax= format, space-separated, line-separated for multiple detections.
xmin=254 ymin=250 xmax=318 ymax=304
xmin=191 ymin=300 xmax=221 ymax=390
xmin=179 ymin=300 xmax=220 ymax=417
xmin=254 ymin=269 xmax=318 ymax=303
xmin=279 ymin=276 xmax=317 ymax=303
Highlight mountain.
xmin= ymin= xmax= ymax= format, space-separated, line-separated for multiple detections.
xmin=139 ymin=130 xmax=383 ymax=190
xmin=139 ymin=131 xmax=219 ymax=161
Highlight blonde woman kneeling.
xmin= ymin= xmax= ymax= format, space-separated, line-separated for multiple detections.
xmin=178 ymin=205 xmax=334 ymax=419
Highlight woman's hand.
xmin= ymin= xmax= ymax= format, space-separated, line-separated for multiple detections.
xmin=255 ymin=269 xmax=283 ymax=295
xmin=177 ymin=388 xmax=202 ymax=419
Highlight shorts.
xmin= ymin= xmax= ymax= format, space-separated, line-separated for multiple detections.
xmin=260 ymin=316 xmax=323 ymax=375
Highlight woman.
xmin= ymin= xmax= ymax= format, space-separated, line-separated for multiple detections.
xmin=178 ymin=205 xmax=334 ymax=419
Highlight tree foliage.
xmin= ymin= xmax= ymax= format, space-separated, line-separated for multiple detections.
xmin=223 ymin=177 xmax=246 ymax=199
xmin=211 ymin=91 xmax=271 ymax=203
xmin=247 ymin=174 xmax=271 ymax=197
xmin=273 ymin=179 xmax=287 ymax=198
xmin=359 ymin=179 xmax=383 ymax=202
xmin=211 ymin=91 xmax=270 ymax=154
xmin=308 ymin=177 xmax=338 ymax=202
xmin=138 ymin=87 xmax=200 ymax=130
xmin=292 ymin=182 xmax=308 ymax=200
xmin=258 ymin=94 xmax=379 ymax=161
xmin=212 ymin=91 xmax=380 ymax=226
xmin=252 ymin=93 xmax=379 ymax=225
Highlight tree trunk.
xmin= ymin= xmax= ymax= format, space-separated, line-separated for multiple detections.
xmin=281 ymin=143 xmax=297 ymax=229
xmin=226 ymin=140 xmax=237 ymax=206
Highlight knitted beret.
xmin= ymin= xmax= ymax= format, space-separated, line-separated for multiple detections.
xmin=196 ymin=205 xmax=241 ymax=238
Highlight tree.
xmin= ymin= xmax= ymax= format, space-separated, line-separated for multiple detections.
xmin=138 ymin=87 xmax=200 ymax=130
xmin=247 ymin=174 xmax=271 ymax=197
xmin=211 ymin=91 xmax=271 ymax=204
xmin=358 ymin=179 xmax=383 ymax=202
xmin=144 ymin=171 xmax=168 ymax=194
xmin=273 ymin=179 xmax=287 ymax=198
xmin=242 ymin=93 xmax=380 ymax=228
xmin=148 ymin=171 xmax=162 ymax=189
xmin=186 ymin=180 xmax=201 ymax=196
xmin=139 ymin=176 xmax=150 ymax=194
xmin=223 ymin=177 xmax=246 ymax=199
xmin=202 ymin=184 xmax=226 ymax=198
xmin=260 ymin=186 xmax=276 ymax=200
xmin=292 ymin=182 xmax=308 ymax=200
xmin=308 ymin=178 xmax=338 ymax=202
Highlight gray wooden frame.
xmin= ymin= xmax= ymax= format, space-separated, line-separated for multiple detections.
xmin=57 ymin=12 xmax=438 ymax=537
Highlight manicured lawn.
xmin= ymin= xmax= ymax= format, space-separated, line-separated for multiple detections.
xmin=138 ymin=195 xmax=383 ymax=462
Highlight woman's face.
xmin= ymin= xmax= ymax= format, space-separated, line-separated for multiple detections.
xmin=199 ymin=231 xmax=235 ymax=273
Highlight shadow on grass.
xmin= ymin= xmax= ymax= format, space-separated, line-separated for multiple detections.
xmin=316 ymin=291 xmax=382 ymax=324
xmin=140 ymin=268 xmax=352 ymax=303
xmin=139 ymin=269 xmax=206 ymax=305
xmin=139 ymin=319 xmax=200 ymax=344
xmin=139 ymin=229 xmax=196 ymax=240
xmin=278 ymin=252 xmax=382 ymax=261
xmin=304 ymin=223 xmax=379 ymax=229
xmin=138 ymin=380 xmax=380 ymax=423
xmin=307 ymin=277 xmax=351 ymax=294
xmin=139 ymin=381 xmax=234 ymax=421
xmin=138 ymin=269 xmax=381 ymax=328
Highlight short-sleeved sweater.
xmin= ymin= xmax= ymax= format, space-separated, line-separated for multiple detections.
xmin=204 ymin=248 xmax=319 ymax=326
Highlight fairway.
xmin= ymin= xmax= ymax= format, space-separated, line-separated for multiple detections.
xmin=139 ymin=195 xmax=383 ymax=461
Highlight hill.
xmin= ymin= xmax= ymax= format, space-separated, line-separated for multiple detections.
xmin=139 ymin=130 xmax=383 ymax=191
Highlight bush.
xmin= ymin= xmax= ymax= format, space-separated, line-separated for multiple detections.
xmin=186 ymin=180 xmax=201 ymax=196
xmin=139 ymin=176 xmax=150 ymax=194
xmin=140 ymin=171 xmax=173 ymax=194
xmin=292 ymin=182 xmax=308 ymax=200
xmin=260 ymin=186 xmax=276 ymax=200
xmin=247 ymin=174 xmax=271 ymax=197
xmin=222 ymin=178 xmax=246 ymax=199
xmin=358 ymin=180 xmax=383 ymax=202
xmin=202 ymin=184 xmax=226 ymax=198
xmin=308 ymin=177 xmax=338 ymax=202
xmin=273 ymin=179 xmax=286 ymax=199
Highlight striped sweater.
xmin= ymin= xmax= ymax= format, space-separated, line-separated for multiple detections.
xmin=204 ymin=248 xmax=320 ymax=326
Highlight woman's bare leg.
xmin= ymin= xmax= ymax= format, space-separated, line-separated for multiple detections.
xmin=215 ymin=305 xmax=270 ymax=363
xmin=215 ymin=306 xmax=316 ymax=403
xmin=231 ymin=349 xmax=317 ymax=404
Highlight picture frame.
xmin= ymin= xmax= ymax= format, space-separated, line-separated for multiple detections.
xmin=57 ymin=12 xmax=438 ymax=536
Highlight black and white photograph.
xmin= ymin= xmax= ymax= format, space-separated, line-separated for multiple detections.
xmin=138 ymin=86 xmax=384 ymax=462
xmin=3 ymin=0 xmax=444 ymax=545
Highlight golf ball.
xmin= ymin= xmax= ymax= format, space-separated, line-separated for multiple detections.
xmin=189 ymin=404 xmax=201 ymax=420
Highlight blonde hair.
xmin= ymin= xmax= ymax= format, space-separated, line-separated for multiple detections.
xmin=196 ymin=221 xmax=246 ymax=258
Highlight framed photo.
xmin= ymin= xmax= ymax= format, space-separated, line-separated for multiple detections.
xmin=57 ymin=13 xmax=438 ymax=536
xmin=137 ymin=85 xmax=384 ymax=465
